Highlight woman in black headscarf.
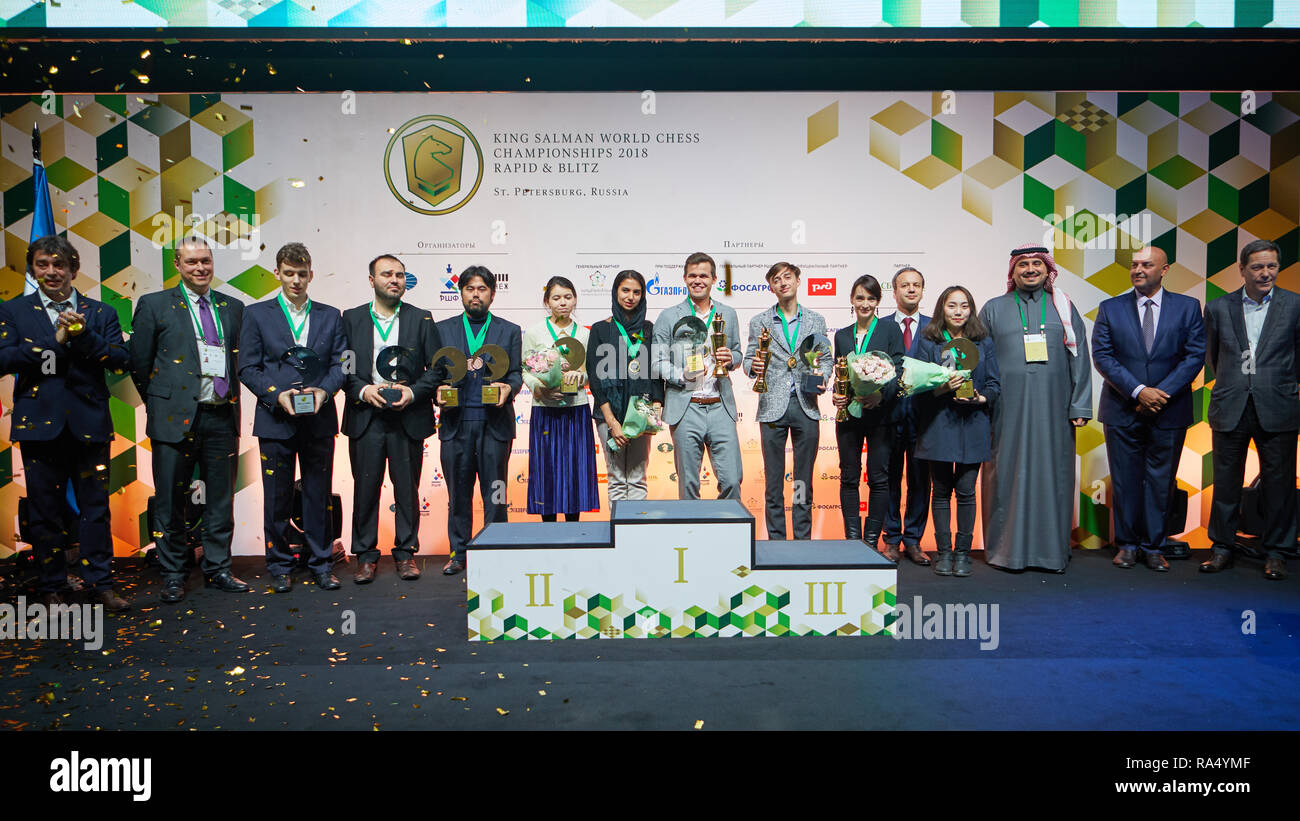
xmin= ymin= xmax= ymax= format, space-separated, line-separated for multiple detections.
xmin=585 ymin=270 xmax=665 ymax=501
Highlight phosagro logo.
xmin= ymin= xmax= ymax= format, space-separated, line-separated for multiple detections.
xmin=808 ymin=278 xmax=836 ymax=296
xmin=50 ymin=751 xmax=151 ymax=802
xmin=384 ymin=114 xmax=484 ymax=215
xmin=716 ymin=280 xmax=768 ymax=294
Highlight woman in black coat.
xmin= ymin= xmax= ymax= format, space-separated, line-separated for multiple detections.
xmin=832 ymin=274 xmax=905 ymax=550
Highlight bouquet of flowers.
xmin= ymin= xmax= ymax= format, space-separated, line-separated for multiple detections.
xmin=897 ymin=356 xmax=969 ymax=397
xmin=843 ymin=351 xmax=897 ymax=418
xmin=524 ymin=347 xmax=563 ymax=389
xmin=608 ymin=395 xmax=664 ymax=452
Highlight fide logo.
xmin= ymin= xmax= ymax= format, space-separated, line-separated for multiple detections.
xmin=384 ymin=115 xmax=484 ymax=215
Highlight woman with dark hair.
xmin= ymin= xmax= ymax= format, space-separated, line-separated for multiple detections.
xmin=911 ymin=285 xmax=1000 ymax=576
xmin=523 ymin=276 xmax=598 ymax=521
xmin=831 ymin=274 xmax=905 ymax=550
xmin=585 ymin=270 xmax=664 ymax=502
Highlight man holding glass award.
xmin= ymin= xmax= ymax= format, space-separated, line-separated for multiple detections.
xmin=651 ymin=252 xmax=744 ymax=501
xmin=238 ymin=242 xmax=348 ymax=592
xmin=433 ymin=266 xmax=523 ymax=576
xmin=341 ymin=254 xmax=444 ymax=585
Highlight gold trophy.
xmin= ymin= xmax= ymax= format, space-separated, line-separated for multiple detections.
xmin=432 ymin=347 xmax=469 ymax=408
xmin=479 ymin=343 xmax=510 ymax=405
xmin=834 ymin=356 xmax=851 ymax=422
xmin=942 ymin=337 xmax=980 ymax=400
xmin=752 ymin=326 xmax=772 ymax=393
xmin=554 ymin=336 xmax=586 ymax=394
xmin=711 ymin=313 xmax=727 ymax=378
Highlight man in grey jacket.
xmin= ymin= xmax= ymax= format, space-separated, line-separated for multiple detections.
xmin=651 ymin=252 xmax=744 ymax=500
xmin=744 ymin=262 xmax=831 ymax=539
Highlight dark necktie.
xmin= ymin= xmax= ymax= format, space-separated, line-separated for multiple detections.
xmin=1142 ymin=298 xmax=1155 ymax=355
xmin=198 ymin=295 xmax=229 ymax=399
xmin=902 ymin=316 xmax=913 ymax=350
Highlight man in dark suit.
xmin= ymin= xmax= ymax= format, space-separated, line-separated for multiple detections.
xmin=1201 ymin=239 xmax=1299 ymax=580
xmin=130 ymin=236 xmax=249 ymax=603
xmin=238 ymin=242 xmax=347 ymax=592
xmin=882 ymin=266 xmax=931 ymax=565
xmin=0 ymin=235 xmax=130 ymax=609
xmin=1092 ymin=245 xmax=1206 ymax=572
xmin=341 ymin=253 xmax=442 ymax=584
xmin=434 ymin=266 xmax=522 ymax=576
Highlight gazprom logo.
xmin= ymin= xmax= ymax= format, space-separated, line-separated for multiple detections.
xmin=646 ymin=275 xmax=687 ymax=297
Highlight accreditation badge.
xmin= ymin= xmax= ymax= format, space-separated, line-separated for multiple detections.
xmin=1023 ymin=333 xmax=1049 ymax=363
xmin=198 ymin=342 xmax=227 ymax=378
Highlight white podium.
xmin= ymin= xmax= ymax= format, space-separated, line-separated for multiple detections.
xmin=465 ymin=500 xmax=898 ymax=640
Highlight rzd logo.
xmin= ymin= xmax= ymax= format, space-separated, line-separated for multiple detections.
xmin=808 ymin=278 xmax=836 ymax=296
xmin=384 ymin=115 xmax=484 ymax=215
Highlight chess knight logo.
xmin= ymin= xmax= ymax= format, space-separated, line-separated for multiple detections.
xmin=384 ymin=115 xmax=484 ymax=215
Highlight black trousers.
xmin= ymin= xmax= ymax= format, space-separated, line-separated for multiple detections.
xmin=836 ymin=421 xmax=892 ymax=536
xmin=927 ymin=461 xmax=980 ymax=543
xmin=883 ymin=417 xmax=931 ymax=547
xmin=349 ymin=413 xmax=423 ymax=564
xmin=22 ymin=430 xmax=113 ymax=593
xmin=152 ymin=403 xmax=237 ymax=578
xmin=440 ymin=418 xmax=511 ymax=562
xmin=1104 ymin=421 xmax=1185 ymax=553
xmin=759 ymin=397 xmax=820 ymax=540
xmin=259 ymin=429 xmax=335 ymax=575
xmin=1208 ymin=398 xmax=1298 ymax=557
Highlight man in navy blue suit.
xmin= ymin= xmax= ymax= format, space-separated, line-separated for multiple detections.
xmin=238 ymin=242 xmax=347 ymax=592
xmin=0 ymin=235 xmax=131 ymax=609
xmin=1092 ymin=245 xmax=1205 ymax=572
xmin=881 ymin=266 xmax=932 ymax=565
xmin=434 ymin=266 xmax=522 ymax=576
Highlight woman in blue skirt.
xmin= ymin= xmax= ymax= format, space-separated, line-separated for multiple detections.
xmin=910 ymin=285 xmax=1000 ymax=577
xmin=523 ymin=276 xmax=599 ymax=521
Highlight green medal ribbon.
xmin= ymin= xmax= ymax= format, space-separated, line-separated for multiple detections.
xmin=180 ymin=287 xmax=224 ymax=343
xmin=613 ymin=318 xmax=642 ymax=360
xmin=546 ymin=317 xmax=571 ymax=356
xmin=854 ymin=316 xmax=878 ymax=355
xmin=1016 ymin=292 xmax=1048 ymax=334
xmin=370 ymin=302 xmax=399 ymax=343
xmin=463 ymin=312 xmax=492 ymax=355
xmin=777 ymin=306 xmax=802 ymax=359
xmin=277 ymin=292 xmax=311 ymax=343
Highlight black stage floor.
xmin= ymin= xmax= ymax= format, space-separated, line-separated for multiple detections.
xmin=2 ymin=547 xmax=1296 ymax=731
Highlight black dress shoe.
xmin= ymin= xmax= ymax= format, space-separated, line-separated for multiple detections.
xmin=1264 ymin=556 xmax=1288 ymax=580
xmin=1144 ymin=551 xmax=1169 ymax=572
xmin=313 ymin=572 xmax=341 ymax=590
xmin=205 ymin=570 xmax=251 ymax=592
xmin=160 ymin=576 xmax=186 ymax=604
xmin=1113 ymin=548 xmax=1136 ymax=568
xmin=270 ymin=574 xmax=292 ymax=593
xmin=354 ymin=562 xmax=377 ymax=584
xmin=902 ymin=543 xmax=931 ymax=566
xmin=442 ymin=557 xmax=464 ymax=576
xmin=1199 ymin=550 xmax=1233 ymax=573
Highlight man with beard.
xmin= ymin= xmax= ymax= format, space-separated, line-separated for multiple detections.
xmin=341 ymin=254 xmax=443 ymax=584
xmin=434 ymin=266 xmax=522 ymax=576
xmin=1200 ymin=239 xmax=1299 ymax=580
xmin=238 ymin=242 xmax=348 ymax=592
xmin=978 ymin=245 xmax=1092 ymax=572
xmin=0 ymin=235 xmax=131 ymax=609
xmin=651 ymin=251 xmax=744 ymax=500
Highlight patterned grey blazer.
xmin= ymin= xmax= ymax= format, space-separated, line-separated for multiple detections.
xmin=742 ymin=304 xmax=832 ymax=423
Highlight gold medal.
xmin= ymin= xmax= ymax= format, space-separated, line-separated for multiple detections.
xmin=629 ymin=359 xmax=641 ymax=376
xmin=787 ymin=356 xmax=797 ymax=369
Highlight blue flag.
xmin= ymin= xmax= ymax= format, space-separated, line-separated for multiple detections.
xmin=26 ymin=154 xmax=56 ymax=295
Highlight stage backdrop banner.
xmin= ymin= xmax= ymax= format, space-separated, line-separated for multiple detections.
xmin=1 ymin=91 xmax=1297 ymax=557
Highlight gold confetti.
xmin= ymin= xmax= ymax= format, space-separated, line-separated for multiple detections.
xmin=288 ymin=179 xmax=305 ymax=188
xmin=694 ymin=720 xmax=704 ymax=729
xmin=227 ymin=666 xmax=245 ymax=676
xmin=538 ymin=690 xmax=546 ymax=696
xmin=496 ymin=708 xmax=509 ymax=716
xmin=326 ymin=627 xmax=335 ymax=635
xmin=450 ymin=696 xmax=467 ymax=702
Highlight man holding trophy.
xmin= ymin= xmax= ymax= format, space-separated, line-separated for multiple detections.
xmin=651 ymin=252 xmax=744 ymax=500
xmin=341 ymin=254 xmax=444 ymax=584
xmin=434 ymin=266 xmax=523 ymax=576
xmin=744 ymin=262 xmax=830 ymax=540
xmin=238 ymin=242 xmax=348 ymax=592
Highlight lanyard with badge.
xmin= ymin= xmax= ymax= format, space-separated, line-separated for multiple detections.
xmin=181 ymin=288 xmax=228 ymax=379
xmin=613 ymin=319 xmax=644 ymax=376
xmin=1017 ymin=292 xmax=1049 ymax=362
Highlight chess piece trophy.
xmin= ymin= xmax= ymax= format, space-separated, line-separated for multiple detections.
xmin=752 ymin=326 xmax=772 ymax=393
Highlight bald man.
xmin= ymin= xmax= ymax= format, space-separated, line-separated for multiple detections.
xmin=1091 ymin=246 xmax=1205 ymax=572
